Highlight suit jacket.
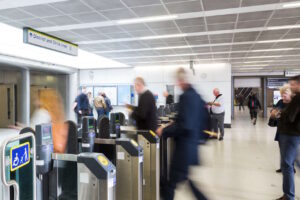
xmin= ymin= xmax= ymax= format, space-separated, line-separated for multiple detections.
xmin=131 ymin=90 xmax=157 ymax=132
xmin=163 ymin=86 xmax=206 ymax=172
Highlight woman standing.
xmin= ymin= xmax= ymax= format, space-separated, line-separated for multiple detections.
xmin=270 ymin=84 xmax=292 ymax=173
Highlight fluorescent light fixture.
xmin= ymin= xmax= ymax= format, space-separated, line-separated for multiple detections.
xmin=117 ymin=15 xmax=178 ymax=24
xmin=238 ymin=64 xmax=268 ymax=67
xmin=237 ymin=67 xmax=264 ymax=70
xmin=282 ymin=2 xmax=300 ymax=8
xmin=250 ymin=48 xmax=295 ymax=52
xmin=267 ymin=25 xmax=300 ymax=30
xmin=256 ymin=38 xmax=300 ymax=43
xmin=140 ymin=33 xmax=187 ymax=40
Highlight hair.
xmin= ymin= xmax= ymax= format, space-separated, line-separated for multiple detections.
xmin=290 ymin=75 xmax=300 ymax=83
xmin=280 ymin=84 xmax=292 ymax=96
xmin=176 ymin=67 xmax=188 ymax=82
xmin=214 ymin=88 xmax=220 ymax=93
xmin=134 ymin=77 xmax=146 ymax=86
xmin=102 ymin=93 xmax=106 ymax=98
xmin=38 ymin=88 xmax=65 ymax=123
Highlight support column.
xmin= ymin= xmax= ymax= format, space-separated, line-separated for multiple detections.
xmin=21 ymin=69 xmax=30 ymax=126
xmin=66 ymin=71 xmax=79 ymax=121
xmin=231 ymin=77 xmax=234 ymax=120
xmin=262 ymin=77 xmax=267 ymax=118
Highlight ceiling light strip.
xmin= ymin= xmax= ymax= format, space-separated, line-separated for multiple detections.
xmin=93 ymin=38 xmax=300 ymax=54
xmin=77 ymin=25 xmax=300 ymax=44
xmin=112 ymin=48 xmax=300 ymax=60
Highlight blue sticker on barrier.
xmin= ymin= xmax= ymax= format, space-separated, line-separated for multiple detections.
xmin=10 ymin=142 xmax=30 ymax=172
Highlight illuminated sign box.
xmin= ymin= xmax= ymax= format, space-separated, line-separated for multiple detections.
xmin=23 ymin=27 xmax=78 ymax=56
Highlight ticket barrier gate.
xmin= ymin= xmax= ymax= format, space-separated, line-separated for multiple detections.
xmin=79 ymin=116 xmax=144 ymax=200
xmin=120 ymin=128 xmax=160 ymax=200
xmin=0 ymin=132 xmax=36 ymax=200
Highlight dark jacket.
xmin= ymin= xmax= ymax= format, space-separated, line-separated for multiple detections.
xmin=278 ymin=93 xmax=300 ymax=136
xmin=76 ymin=93 xmax=89 ymax=112
xmin=162 ymin=86 xmax=206 ymax=172
xmin=131 ymin=90 xmax=157 ymax=132
xmin=273 ymin=99 xmax=287 ymax=141
xmin=166 ymin=95 xmax=174 ymax=105
xmin=248 ymin=95 xmax=261 ymax=110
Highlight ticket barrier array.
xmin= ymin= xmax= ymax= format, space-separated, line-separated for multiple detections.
xmin=120 ymin=127 xmax=160 ymax=200
xmin=35 ymin=123 xmax=116 ymax=200
xmin=79 ymin=116 xmax=144 ymax=200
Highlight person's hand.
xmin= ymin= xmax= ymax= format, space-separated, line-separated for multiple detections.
xmin=207 ymin=102 xmax=213 ymax=106
xmin=270 ymin=109 xmax=278 ymax=118
xmin=78 ymin=110 xmax=82 ymax=114
xmin=156 ymin=126 xmax=164 ymax=137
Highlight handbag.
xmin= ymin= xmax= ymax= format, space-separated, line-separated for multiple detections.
xmin=268 ymin=117 xmax=277 ymax=127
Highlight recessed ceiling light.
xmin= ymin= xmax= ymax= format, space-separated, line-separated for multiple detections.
xmin=282 ymin=2 xmax=300 ymax=8
xmin=139 ymin=33 xmax=187 ymax=40
xmin=117 ymin=15 xmax=178 ymax=24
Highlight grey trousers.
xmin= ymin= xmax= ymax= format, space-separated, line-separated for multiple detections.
xmin=211 ymin=112 xmax=225 ymax=138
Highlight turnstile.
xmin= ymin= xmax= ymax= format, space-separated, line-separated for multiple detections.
xmin=120 ymin=128 xmax=160 ymax=200
xmin=51 ymin=152 xmax=116 ymax=200
xmin=89 ymin=138 xmax=144 ymax=200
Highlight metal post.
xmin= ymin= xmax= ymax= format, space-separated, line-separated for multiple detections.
xmin=263 ymin=77 xmax=267 ymax=118
xmin=231 ymin=76 xmax=234 ymax=120
xmin=21 ymin=69 xmax=30 ymax=126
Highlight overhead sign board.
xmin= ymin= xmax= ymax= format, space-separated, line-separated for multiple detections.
xmin=24 ymin=28 xmax=78 ymax=56
xmin=285 ymin=70 xmax=300 ymax=77
xmin=267 ymin=78 xmax=289 ymax=89
xmin=10 ymin=142 xmax=30 ymax=171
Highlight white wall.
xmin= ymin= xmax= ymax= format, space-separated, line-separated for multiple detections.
xmin=79 ymin=63 xmax=232 ymax=124
xmin=234 ymin=78 xmax=261 ymax=88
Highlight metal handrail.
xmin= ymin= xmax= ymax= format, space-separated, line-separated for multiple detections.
xmin=0 ymin=132 xmax=36 ymax=200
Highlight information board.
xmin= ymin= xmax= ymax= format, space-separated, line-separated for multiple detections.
xmin=94 ymin=86 xmax=117 ymax=106
xmin=10 ymin=142 xmax=30 ymax=171
xmin=118 ymin=85 xmax=131 ymax=106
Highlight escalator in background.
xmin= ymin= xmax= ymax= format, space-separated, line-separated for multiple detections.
xmin=0 ymin=84 xmax=15 ymax=128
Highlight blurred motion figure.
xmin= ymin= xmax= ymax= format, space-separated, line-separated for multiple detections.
xmin=247 ymin=92 xmax=261 ymax=125
xmin=157 ymin=67 xmax=208 ymax=200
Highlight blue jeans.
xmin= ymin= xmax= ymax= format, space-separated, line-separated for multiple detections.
xmin=279 ymin=134 xmax=300 ymax=200
xmin=96 ymin=108 xmax=106 ymax=120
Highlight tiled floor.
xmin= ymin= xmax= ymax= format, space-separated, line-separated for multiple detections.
xmin=175 ymin=108 xmax=300 ymax=200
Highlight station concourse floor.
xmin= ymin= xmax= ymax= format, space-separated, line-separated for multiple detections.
xmin=174 ymin=108 xmax=300 ymax=200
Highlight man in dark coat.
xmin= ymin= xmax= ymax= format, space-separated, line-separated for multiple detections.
xmin=128 ymin=77 xmax=157 ymax=132
xmin=247 ymin=92 xmax=261 ymax=125
xmin=157 ymin=68 xmax=208 ymax=200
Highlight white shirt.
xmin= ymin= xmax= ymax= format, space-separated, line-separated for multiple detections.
xmin=30 ymin=108 xmax=51 ymax=129
xmin=211 ymin=95 xmax=225 ymax=114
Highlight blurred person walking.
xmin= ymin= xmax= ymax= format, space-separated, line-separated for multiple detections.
xmin=237 ymin=94 xmax=245 ymax=111
xmin=157 ymin=67 xmax=208 ymax=200
xmin=276 ymin=75 xmax=300 ymax=200
xmin=127 ymin=77 xmax=157 ymax=132
xmin=208 ymin=88 xmax=225 ymax=141
xmin=247 ymin=92 xmax=261 ymax=125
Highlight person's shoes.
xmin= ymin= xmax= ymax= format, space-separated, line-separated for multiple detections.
xmin=253 ymin=118 xmax=257 ymax=125
xmin=276 ymin=169 xmax=282 ymax=173
xmin=294 ymin=168 xmax=296 ymax=173
xmin=219 ymin=137 xmax=223 ymax=141
xmin=275 ymin=195 xmax=288 ymax=200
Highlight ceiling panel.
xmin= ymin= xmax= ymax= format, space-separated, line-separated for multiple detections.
xmin=50 ymin=1 xmax=93 ymax=14
xmin=70 ymin=12 xmax=107 ymax=23
xmin=20 ymin=5 xmax=62 ymax=18
xmin=210 ymin=33 xmax=234 ymax=40
xmin=238 ymin=11 xmax=272 ymax=22
xmin=165 ymin=1 xmax=202 ymax=14
xmin=0 ymin=8 xmax=34 ymax=20
xmin=237 ymin=20 xmax=266 ymax=29
xmin=207 ymin=23 xmax=235 ymax=31
xmin=241 ymin=0 xmax=279 ymax=7
xmin=128 ymin=30 xmax=155 ymax=37
xmin=180 ymin=25 xmax=205 ymax=33
xmin=273 ymin=8 xmax=300 ymax=18
xmin=105 ymin=32 xmax=133 ymax=39
xmin=19 ymin=18 xmax=54 ymax=28
xmin=71 ymin=28 xmax=99 ymax=36
xmin=131 ymin=5 xmax=168 ymax=17
xmin=146 ymin=21 xmax=177 ymax=29
xmin=83 ymin=0 xmax=125 ymax=10
xmin=43 ymin=15 xmax=80 ymax=25
xmin=206 ymin=14 xmax=237 ymax=25
xmin=175 ymin=17 xmax=205 ymax=27
xmin=101 ymin=8 xmax=135 ymax=20
xmin=94 ymin=26 xmax=124 ymax=34
xmin=153 ymin=28 xmax=181 ymax=35
xmin=122 ymin=0 xmax=162 ymax=7
xmin=202 ymin=0 xmax=240 ymax=10
xmin=267 ymin=17 xmax=300 ymax=26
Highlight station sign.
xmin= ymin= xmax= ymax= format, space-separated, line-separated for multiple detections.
xmin=10 ymin=142 xmax=30 ymax=171
xmin=23 ymin=27 xmax=78 ymax=56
